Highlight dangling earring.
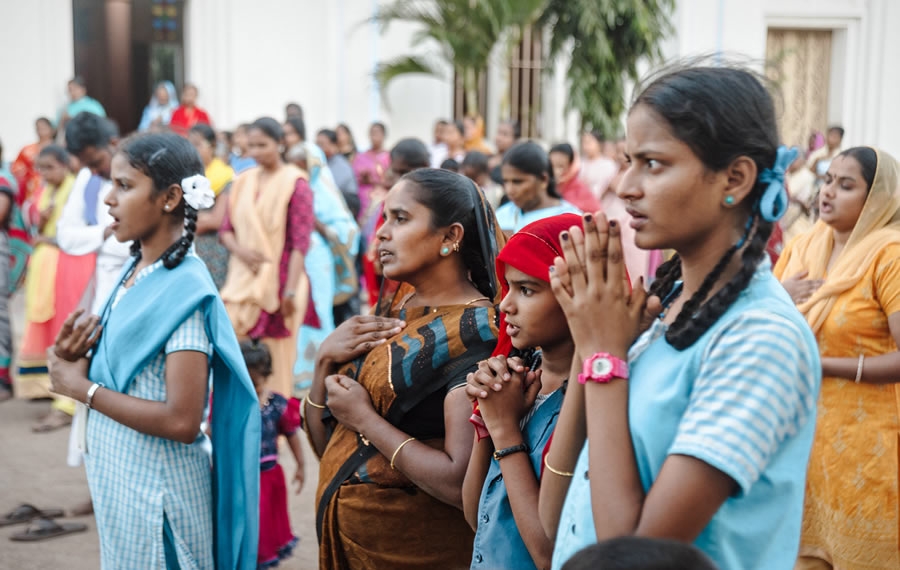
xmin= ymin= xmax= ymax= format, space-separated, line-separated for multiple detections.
xmin=440 ymin=246 xmax=451 ymax=256
xmin=452 ymin=242 xmax=460 ymax=253
xmin=724 ymin=195 xmax=735 ymax=206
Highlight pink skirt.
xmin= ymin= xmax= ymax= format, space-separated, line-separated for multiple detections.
xmin=259 ymin=463 xmax=298 ymax=568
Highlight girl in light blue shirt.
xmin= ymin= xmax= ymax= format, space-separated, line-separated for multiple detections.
xmin=540 ymin=65 xmax=822 ymax=570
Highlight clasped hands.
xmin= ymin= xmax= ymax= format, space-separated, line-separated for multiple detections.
xmin=47 ymin=309 xmax=102 ymax=400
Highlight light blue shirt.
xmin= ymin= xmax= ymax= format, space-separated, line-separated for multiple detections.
xmin=496 ymin=200 xmax=581 ymax=233
xmin=551 ymin=262 xmax=821 ymax=570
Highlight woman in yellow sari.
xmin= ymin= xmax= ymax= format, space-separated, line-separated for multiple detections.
xmin=220 ymin=117 xmax=316 ymax=397
xmin=17 ymin=145 xmax=95 ymax=405
xmin=775 ymin=147 xmax=900 ymax=569
xmin=463 ymin=115 xmax=493 ymax=155
xmin=305 ymin=169 xmax=503 ymax=569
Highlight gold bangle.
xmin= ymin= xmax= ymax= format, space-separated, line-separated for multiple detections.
xmin=544 ymin=454 xmax=574 ymax=477
xmin=304 ymin=395 xmax=326 ymax=409
xmin=390 ymin=437 xmax=416 ymax=470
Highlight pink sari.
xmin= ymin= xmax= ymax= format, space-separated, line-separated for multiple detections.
xmin=352 ymin=149 xmax=390 ymax=223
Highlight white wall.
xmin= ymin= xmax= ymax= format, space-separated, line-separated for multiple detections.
xmin=0 ymin=0 xmax=74 ymax=161
xmin=664 ymin=0 xmax=900 ymax=155
xmin=185 ymin=0 xmax=453 ymax=149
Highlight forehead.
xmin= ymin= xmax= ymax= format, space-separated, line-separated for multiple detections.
xmin=504 ymin=264 xmax=541 ymax=283
xmin=625 ymin=105 xmax=684 ymax=152
xmin=501 ymin=164 xmax=532 ymax=178
xmin=384 ymin=180 xmax=422 ymax=209
xmin=110 ymin=153 xmax=145 ymax=178
xmin=827 ymin=155 xmax=863 ymax=179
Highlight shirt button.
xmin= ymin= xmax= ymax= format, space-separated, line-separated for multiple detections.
xmin=571 ymin=524 xmax=577 ymax=534
xmin=475 ymin=553 xmax=483 ymax=563
xmin=481 ymin=514 xmax=490 ymax=524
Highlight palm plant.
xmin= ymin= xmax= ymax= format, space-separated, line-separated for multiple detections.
xmin=372 ymin=0 xmax=546 ymax=113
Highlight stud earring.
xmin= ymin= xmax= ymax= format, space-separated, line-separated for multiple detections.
xmin=440 ymin=246 xmax=451 ymax=256
xmin=452 ymin=242 xmax=460 ymax=253
xmin=724 ymin=195 xmax=735 ymax=206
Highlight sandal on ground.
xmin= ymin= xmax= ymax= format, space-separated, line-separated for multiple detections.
xmin=31 ymin=408 xmax=72 ymax=433
xmin=9 ymin=518 xmax=87 ymax=542
xmin=0 ymin=504 xmax=65 ymax=527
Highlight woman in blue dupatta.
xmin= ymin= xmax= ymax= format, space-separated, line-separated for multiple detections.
xmin=288 ymin=141 xmax=359 ymax=395
xmin=47 ymin=133 xmax=260 ymax=570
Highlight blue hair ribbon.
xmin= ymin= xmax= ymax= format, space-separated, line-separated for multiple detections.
xmin=756 ymin=145 xmax=800 ymax=223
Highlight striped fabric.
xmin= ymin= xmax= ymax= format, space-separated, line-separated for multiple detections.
xmin=85 ymin=256 xmax=215 ymax=569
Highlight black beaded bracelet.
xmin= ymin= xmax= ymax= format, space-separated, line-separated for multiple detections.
xmin=493 ymin=443 xmax=528 ymax=461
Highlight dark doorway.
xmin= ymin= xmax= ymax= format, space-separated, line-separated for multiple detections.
xmin=72 ymin=0 xmax=185 ymax=135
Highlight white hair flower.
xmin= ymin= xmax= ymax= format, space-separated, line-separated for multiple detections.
xmin=181 ymin=174 xmax=215 ymax=210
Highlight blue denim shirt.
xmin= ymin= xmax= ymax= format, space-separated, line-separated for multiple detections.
xmin=471 ymin=387 xmax=565 ymax=569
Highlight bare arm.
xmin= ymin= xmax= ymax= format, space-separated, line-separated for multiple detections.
xmin=538 ymin=354 xmax=585 ymax=539
xmin=462 ymin=435 xmax=492 ymax=529
xmin=49 ymin=350 xmax=209 ymax=444
xmin=284 ymin=249 xmax=304 ymax=296
xmin=196 ymin=195 xmax=227 ymax=234
xmin=286 ymin=431 xmax=306 ymax=493
xmin=822 ymin=312 xmax=900 ymax=383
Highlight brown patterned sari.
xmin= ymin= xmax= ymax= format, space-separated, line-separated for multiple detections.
xmin=314 ymin=289 xmax=498 ymax=569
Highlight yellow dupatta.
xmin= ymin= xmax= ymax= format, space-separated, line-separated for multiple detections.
xmin=24 ymin=173 xmax=75 ymax=323
xmin=220 ymin=163 xmax=307 ymax=335
xmin=775 ymin=148 xmax=900 ymax=333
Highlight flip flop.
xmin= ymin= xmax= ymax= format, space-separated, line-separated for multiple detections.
xmin=9 ymin=518 xmax=87 ymax=542
xmin=0 ymin=504 xmax=65 ymax=527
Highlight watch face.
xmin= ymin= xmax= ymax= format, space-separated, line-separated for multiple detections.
xmin=591 ymin=357 xmax=613 ymax=377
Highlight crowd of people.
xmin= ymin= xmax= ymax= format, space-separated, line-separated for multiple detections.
xmin=0 ymin=62 xmax=897 ymax=570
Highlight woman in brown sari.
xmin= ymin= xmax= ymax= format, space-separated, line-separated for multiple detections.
xmin=305 ymin=168 xmax=503 ymax=569
xmin=220 ymin=117 xmax=316 ymax=396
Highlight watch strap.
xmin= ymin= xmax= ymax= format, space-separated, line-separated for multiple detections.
xmin=493 ymin=443 xmax=528 ymax=461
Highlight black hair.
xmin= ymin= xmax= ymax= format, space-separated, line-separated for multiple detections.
xmin=336 ymin=124 xmax=357 ymax=152
xmin=450 ymin=120 xmax=465 ymax=136
xmin=65 ymin=112 xmax=117 ymax=155
xmin=239 ymin=339 xmax=273 ymax=378
xmin=390 ymin=138 xmax=430 ymax=169
xmin=461 ymin=151 xmax=490 ymax=176
xmin=550 ymin=143 xmax=576 ymax=165
xmin=561 ymin=537 xmax=718 ymax=570
xmin=189 ymin=123 xmax=217 ymax=146
xmin=38 ymin=144 xmax=70 ymax=165
xmin=436 ymin=119 xmax=449 ymax=126
xmin=497 ymin=119 xmax=522 ymax=140
xmin=285 ymin=102 xmax=304 ymax=120
xmin=249 ymin=117 xmax=284 ymax=143
xmin=69 ymin=76 xmax=87 ymax=88
xmin=117 ymin=133 xmax=205 ymax=269
xmin=502 ymin=140 xmax=561 ymax=198
xmin=403 ymin=168 xmax=498 ymax=299
xmin=440 ymin=158 xmax=460 ymax=172
xmin=637 ymin=65 xmax=779 ymax=350
xmin=371 ymin=122 xmax=387 ymax=136
xmin=585 ymin=130 xmax=605 ymax=144
xmin=318 ymin=129 xmax=338 ymax=145
xmin=36 ymin=116 xmax=55 ymax=133
xmin=827 ymin=125 xmax=845 ymax=138
xmin=284 ymin=117 xmax=307 ymax=142
xmin=838 ymin=146 xmax=877 ymax=191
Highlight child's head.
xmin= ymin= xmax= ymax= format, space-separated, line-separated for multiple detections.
xmin=549 ymin=143 xmax=576 ymax=182
xmin=497 ymin=213 xmax=582 ymax=352
xmin=624 ymin=64 xmax=782 ymax=350
xmin=501 ymin=141 xmax=561 ymax=210
xmin=561 ymin=536 xmax=718 ymax=570
xmin=240 ymin=339 xmax=273 ymax=396
xmin=108 ymin=132 xmax=205 ymax=268
xmin=36 ymin=145 xmax=71 ymax=187
xmin=188 ymin=123 xmax=217 ymax=166
xmin=460 ymin=151 xmax=490 ymax=185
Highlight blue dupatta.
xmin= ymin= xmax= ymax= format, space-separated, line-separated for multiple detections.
xmin=90 ymin=255 xmax=260 ymax=570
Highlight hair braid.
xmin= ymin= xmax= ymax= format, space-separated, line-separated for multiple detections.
xmin=162 ymin=205 xmax=197 ymax=269
xmin=666 ymin=216 xmax=771 ymax=350
xmin=648 ymin=255 xmax=682 ymax=301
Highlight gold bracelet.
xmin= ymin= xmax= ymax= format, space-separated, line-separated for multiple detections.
xmin=544 ymin=453 xmax=574 ymax=477
xmin=390 ymin=437 xmax=416 ymax=470
xmin=304 ymin=395 xmax=326 ymax=409
xmin=855 ymin=354 xmax=865 ymax=384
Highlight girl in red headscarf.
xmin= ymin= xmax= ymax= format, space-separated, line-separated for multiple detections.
xmin=461 ymin=214 xmax=581 ymax=570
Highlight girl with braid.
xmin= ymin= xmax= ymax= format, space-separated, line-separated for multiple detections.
xmin=47 ymin=133 xmax=260 ymax=569
xmin=541 ymin=66 xmax=822 ymax=570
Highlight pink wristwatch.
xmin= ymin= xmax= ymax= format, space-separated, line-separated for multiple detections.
xmin=578 ymin=352 xmax=629 ymax=384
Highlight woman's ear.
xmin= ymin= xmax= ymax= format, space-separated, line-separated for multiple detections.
xmin=444 ymin=222 xmax=465 ymax=247
xmin=163 ymin=183 xmax=184 ymax=211
xmin=721 ymin=156 xmax=758 ymax=207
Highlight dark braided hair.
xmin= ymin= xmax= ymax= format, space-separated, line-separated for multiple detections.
xmin=636 ymin=65 xmax=779 ymax=350
xmin=403 ymin=168 xmax=498 ymax=300
xmin=117 ymin=133 xmax=204 ymax=269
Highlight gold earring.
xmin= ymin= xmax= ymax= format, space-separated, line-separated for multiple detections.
xmin=452 ymin=242 xmax=460 ymax=252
